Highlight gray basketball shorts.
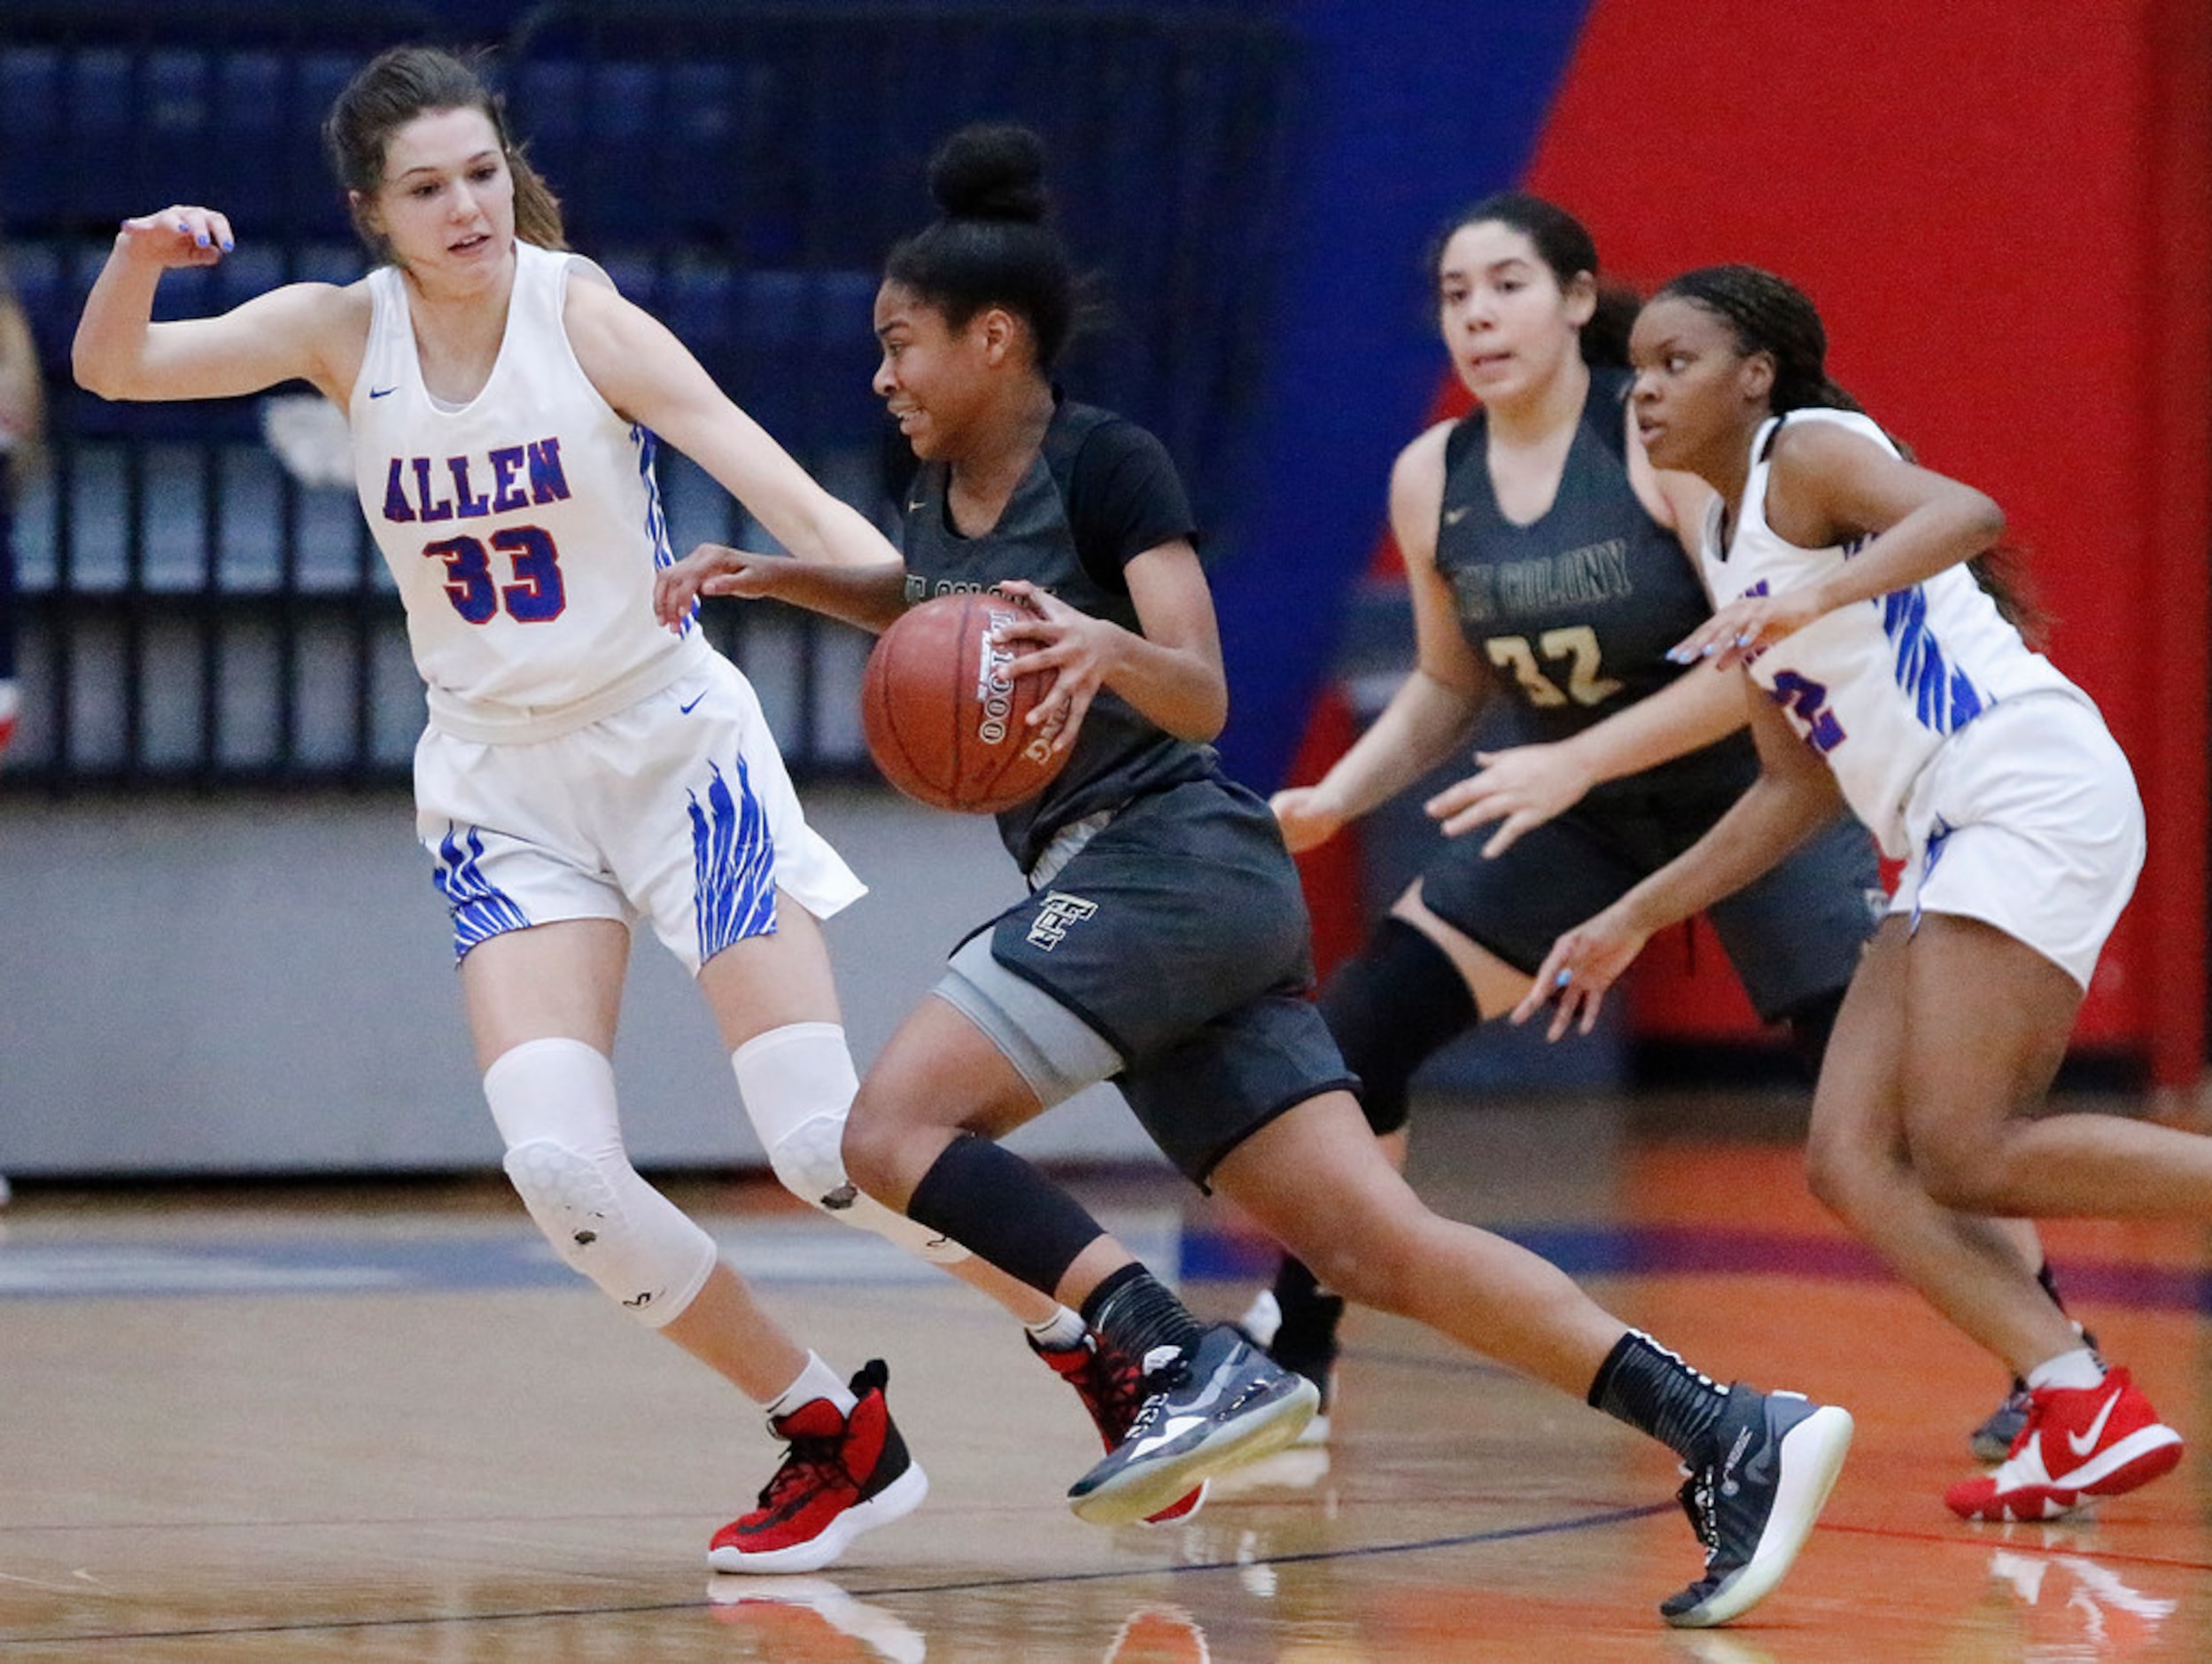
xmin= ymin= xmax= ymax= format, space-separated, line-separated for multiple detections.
xmin=1416 ymin=746 xmax=1885 ymax=1023
xmin=935 ymin=778 xmax=1358 ymax=1186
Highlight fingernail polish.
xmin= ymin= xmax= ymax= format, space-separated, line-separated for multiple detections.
xmin=1554 ymin=968 xmax=1572 ymax=988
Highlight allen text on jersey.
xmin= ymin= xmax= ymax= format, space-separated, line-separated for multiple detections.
xmin=381 ymin=439 xmax=572 ymax=524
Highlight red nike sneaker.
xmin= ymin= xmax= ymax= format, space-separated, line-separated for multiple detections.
xmin=1944 ymin=1368 xmax=2183 ymax=1522
xmin=709 ymin=1358 xmax=927 ymax=1574
xmin=1033 ymin=1333 xmax=1207 ymax=1525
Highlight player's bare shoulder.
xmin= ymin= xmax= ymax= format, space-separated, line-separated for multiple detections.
xmin=557 ymin=255 xmax=646 ymax=341
xmin=1393 ymin=417 xmax=1455 ymax=492
xmin=1764 ymin=411 xmax=1891 ymax=481
xmin=1387 ymin=418 xmax=1455 ymax=564
xmin=257 ymin=275 xmax=375 ymax=405
xmin=557 ymin=255 xmax=687 ymax=413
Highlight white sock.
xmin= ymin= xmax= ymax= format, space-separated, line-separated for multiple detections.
xmin=1024 ymin=1305 xmax=1088 ymax=1351
xmin=2026 ymin=1346 xmax=2105 ymax=1393
xmin=764 ymin=1350 xmax=857 ymax=1419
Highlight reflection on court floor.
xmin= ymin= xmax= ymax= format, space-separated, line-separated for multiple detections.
xmin=0 ymin=1099 xmax=2205 ymax=1660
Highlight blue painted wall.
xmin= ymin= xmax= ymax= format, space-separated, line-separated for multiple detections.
xmin=1209 ymin=0 xmax=1593 ymax=790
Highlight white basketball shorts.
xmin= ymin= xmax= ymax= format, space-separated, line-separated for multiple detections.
xmin=414 ymin=650 xmax=865 ymax=972
xmin=1891 ymin=690 xmax=2144 ymax=989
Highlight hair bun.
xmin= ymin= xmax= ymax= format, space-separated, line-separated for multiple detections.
xmin=927 ymin=123 xmax=1049 ymax=223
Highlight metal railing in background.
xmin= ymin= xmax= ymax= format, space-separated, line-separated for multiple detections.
xmin=1 ymin=1 xmax=1300 ymax=790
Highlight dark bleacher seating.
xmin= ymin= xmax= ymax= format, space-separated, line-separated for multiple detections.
xmin=4 ymin=2 xmax=1297 ymax=789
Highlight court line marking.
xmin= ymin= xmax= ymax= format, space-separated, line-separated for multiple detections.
xmin=0 ymin=1502 xmax=1673 ymax=1645
xmin=15 ymin=1505 xmax=2208 ymax=1648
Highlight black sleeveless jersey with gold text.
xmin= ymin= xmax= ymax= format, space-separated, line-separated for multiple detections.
xmin=1413 ymin=369 xmax=1882 ymax=1023
xmin=897 ymin=398 xmax=1217 ymax=875
xmin=1433 ymin=365 xmax=1711 ymax=746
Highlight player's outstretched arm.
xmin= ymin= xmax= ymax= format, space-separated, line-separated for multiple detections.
xmin=1511 ymin=683 xmax=1849 ymax=1038
xmin=1426 ymin=654 xmax=1746 ymax=856
xmin=1274 ymin=422 xmax=1488 ymax=854
xmin=654 ymin=543 xmax=907 ymax=635
xmin=74 ymin=207 xmax=355 ymax=405
xmin=565 ymin=278 xmax=898 ymax=572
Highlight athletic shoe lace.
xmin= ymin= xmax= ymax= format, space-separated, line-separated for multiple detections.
xmin=1122 ymin=1344 xmax=1192 ymax=1442
xmin=755 ymin=1431 xmax=848 ymax=1511
xmin=1676 ymin=1467 xmax=1719 ymax=1565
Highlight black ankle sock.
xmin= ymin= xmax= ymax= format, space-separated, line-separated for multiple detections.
xmin=1083 ymin=1264 xmax=1205 ymax=1366
xmin=1587 ymin=1330 xmax=1728 ymax=1461
xmin=1273 ymin=1254 xmax=1324 ymax=1310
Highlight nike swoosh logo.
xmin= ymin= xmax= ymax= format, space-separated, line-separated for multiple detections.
xmin=1442 ymin=504 xmax=1472 ymax=525
xmin=2068 ymin=1385 xmax=2125 ymax=1458
xmin=679 ymin=692 xmax=707 ymax=715
xmin=369 ymin=385 xmax=398 ymax=399
xmin=906 ymin=499 xmax=927 ymax=512
xmin=1124 ymin=1413 xmax=1206 ymax=1460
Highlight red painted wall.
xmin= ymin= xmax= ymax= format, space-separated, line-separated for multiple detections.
xmin=1521 ymin=0 xmax=2211 ymax=1081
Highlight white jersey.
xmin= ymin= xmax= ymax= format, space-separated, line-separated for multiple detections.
xmin=1698 ymin=408 xmax=2081 ymax=857
xmin=350 ymin=240 xmax=705 ymax=741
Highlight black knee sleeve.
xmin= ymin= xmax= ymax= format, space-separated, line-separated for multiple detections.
xmin=1318 ymin=917 xmax=1477 ymax=1137
xmin=906 ymin=1133 xmax=1107 ymax=1296
xmin=1780 ymin=987 xmax=1846 ymax=1082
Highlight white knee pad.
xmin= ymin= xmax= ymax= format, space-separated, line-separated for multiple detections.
xmin=732 ymin=1021 xmax=971 ymax=1265
xmin=485 ymin=1038 xmax=718 ymax=1329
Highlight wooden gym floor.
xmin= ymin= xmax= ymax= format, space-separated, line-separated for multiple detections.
xmin=1 ymin=1091 xmax=2206 ymax=1660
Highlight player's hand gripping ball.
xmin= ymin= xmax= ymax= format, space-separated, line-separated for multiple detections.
xmin=862 ymin=592 xmax=1071 ymax=813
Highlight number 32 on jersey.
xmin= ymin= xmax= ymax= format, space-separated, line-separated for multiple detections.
xmin=1484 ymin=625 xmax=1624 ymax=708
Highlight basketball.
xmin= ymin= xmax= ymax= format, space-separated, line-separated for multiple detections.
xmin=861 ymin=592 xmax=1069 ymax=813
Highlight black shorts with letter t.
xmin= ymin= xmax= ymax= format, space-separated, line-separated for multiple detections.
xmin=982 ymin=778 xmax=1358 ymax=1185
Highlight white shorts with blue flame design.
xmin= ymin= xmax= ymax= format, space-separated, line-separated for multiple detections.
xmin=414 ymin=651 xmax=865 ymax=972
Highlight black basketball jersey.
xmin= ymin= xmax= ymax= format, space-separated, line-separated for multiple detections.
xmin=898 ymin=398 xmax=1217 ymax=875
xmin=1433 ymin=366 xmax=1712 ymax=745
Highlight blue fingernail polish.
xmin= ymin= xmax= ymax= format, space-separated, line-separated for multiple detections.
xmin=1554 ymin=968 xmax=1572 ymax=987
xmin=220 ymin=239 xmax=234 ymax=251
xmin=1665 ymin=647 xmax=1689 ymax=664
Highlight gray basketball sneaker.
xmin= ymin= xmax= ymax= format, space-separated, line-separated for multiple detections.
xmin=1661 ymin=1384 xmax=1854 ymax=1629
xmin=1066 ymin=1323 xmax=1318 ymax=1526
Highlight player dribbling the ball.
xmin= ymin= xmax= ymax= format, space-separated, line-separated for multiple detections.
xmin=656 ymin=124 xmax=1853 ymax=1629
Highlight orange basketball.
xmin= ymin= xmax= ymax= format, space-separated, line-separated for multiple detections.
xmin=861 ymin=592 xmax=1069 ymax=813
